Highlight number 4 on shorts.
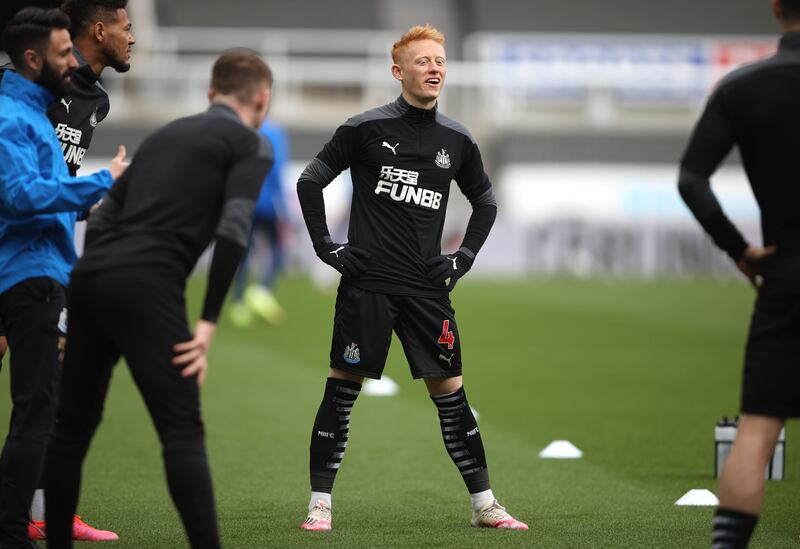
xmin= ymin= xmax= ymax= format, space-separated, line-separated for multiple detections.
xmin=438 ymin=320 xmax=455 ymax=349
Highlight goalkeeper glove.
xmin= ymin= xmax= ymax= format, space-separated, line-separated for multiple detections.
xmin=316 ymin=240 xmax=371 ymax=278
xmin=425 ymin=250 xmax=474 ymax=291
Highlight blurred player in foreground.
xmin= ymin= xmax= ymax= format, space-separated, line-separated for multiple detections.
xmin=679 ymin=1 xmax=800 ymax=547
xmin=43 ymin=49 xmax=273 ymax=549
xmin=296 ymin=24 xmax=527 ymax=532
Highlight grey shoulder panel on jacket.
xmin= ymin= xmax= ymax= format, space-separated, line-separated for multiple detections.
xmin=342 ymin=101 xmax=406 ymax=127
xmin=94 ymin=79 xmax=109 ymax=96
xmin=435 ymin=112 xmax=476 ymax=144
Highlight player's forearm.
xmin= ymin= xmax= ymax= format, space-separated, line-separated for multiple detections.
xmin=678 ymin=167 xmax=748 ymax=260
xmin=201 ymin=195 xmax=258 ymax=322
xmin=202 ymin=236 xmax=245 ymax=323
xmin=1 ymin=170 xmax=113 ymax=215
xmin=460 ymin=189 xmax=497 ymax=257
xmin=296 ymin=176 xmax=331 ymax=252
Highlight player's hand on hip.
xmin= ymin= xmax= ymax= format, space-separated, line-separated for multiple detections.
xmin=172 ymin=320 xmax=217 ymax=386
xmin=425 ymin=250 xmax=473 ymax=291
xmin=736 ymin=244 xmax=777 ymax=288
xmin=317 ymin=241 xmax=371 ymax=278
xmin=109 ymin=145 xmax=129 ymax=181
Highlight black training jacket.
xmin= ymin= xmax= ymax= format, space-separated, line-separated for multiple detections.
xmin=298 ymin=95 xmax=497 ymax=297
xmin=680 ymin=32 xmax=800 ymax=282
xmin=46 ymin=48 xmax=110 ymax=176
xmin=76 ymin=104 xmax=273 ymax=322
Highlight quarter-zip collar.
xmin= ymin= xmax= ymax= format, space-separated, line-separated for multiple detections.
xmin=207 ymin=102 xmax=246 ymax=126
xmin=73 ymin=46 xmax=100 ymax=83
xmin=396 ymin=94 xmax=438 ymax=123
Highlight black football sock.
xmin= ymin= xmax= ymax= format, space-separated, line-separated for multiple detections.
xmin=431 ymin=386 xmax=490 ymax=493
xmin=712 ymin=508 xmax=758 ymax=549
xmin=309 ymin=378 xmax=361 ymax=493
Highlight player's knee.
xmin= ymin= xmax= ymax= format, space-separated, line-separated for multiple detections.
xmin=425 ymin=375 xmax=462 ymax=396
xmin=161 ymin=427 xmax=206 ymax=457
xmin=50 ymin=409 xmax=101 ymax=447
xmin=12 ymin=397 xmax=57 ymax=436
xmin=737 ymin=415 xmax=783 ymax=455
xmin=328 ymin=367 xmax=364 ymax=384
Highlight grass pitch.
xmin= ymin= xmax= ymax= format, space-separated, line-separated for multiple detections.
xmin=1 ymin=276 xmax=798 ymax=548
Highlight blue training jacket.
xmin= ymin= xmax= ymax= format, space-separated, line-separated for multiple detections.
xmin=253 ymin=119 xmax=288 ymax=220
xmin=0 ymin=70 xmax=113 ymax=294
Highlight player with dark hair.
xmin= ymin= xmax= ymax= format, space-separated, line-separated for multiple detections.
xmin=61 ymin=0 xmax=132 ymax=70
xmin=47 ymin=0 xmax=134 ymax=176
xmin=296 ymin=24 xmax=527 ymax=532
xmin=43 ymin=49 xmax=274 ymax=549
xmin=679 ymin=1 xmax=800 ymax=547
xmin=0 ymin=1 xmax=134 ymax=541
xmin=0 ymin=7 xmax=127 ymax=548
xmin=1 ymin=7 xmax=74 ymax=90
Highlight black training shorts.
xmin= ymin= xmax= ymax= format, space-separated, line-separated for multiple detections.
xmin=329 ymin=284 xmax=462 ymax=380
xmin=741 ymin=282 xmax=800 ymax=417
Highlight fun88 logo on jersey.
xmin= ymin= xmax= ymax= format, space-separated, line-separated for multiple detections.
xmin=375 ymin=166 xmax=442 ymax=210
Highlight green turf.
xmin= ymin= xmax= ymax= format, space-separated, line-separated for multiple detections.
xmin=1 ymin=276 xmax=798 ymax=548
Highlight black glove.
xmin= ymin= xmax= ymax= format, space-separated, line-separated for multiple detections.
xmin=425 ymin=250 xmax=474 ymax=291
xmin=317 ymin=240 xmax=371 ymax=278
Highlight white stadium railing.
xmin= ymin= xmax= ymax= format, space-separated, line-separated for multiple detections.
xmin=100 ymin=26 xmax=775 ymax=136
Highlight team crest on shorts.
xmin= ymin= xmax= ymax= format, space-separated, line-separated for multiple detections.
xmin=343 ymin=342 xmax=361 ymax=364
xmin=435 ymin=149 xmax=451 ymax=169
